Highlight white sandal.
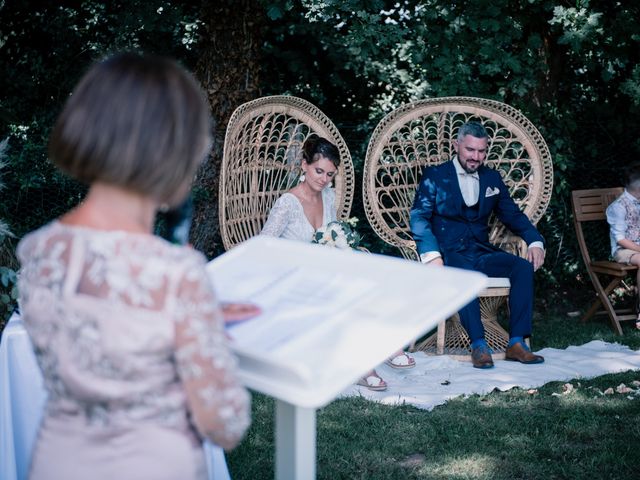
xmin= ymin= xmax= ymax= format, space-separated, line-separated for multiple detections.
xmin=385 ymin=352 xmax=416 ymax=369
xmin=356 ymin=372 xmax=387 ymax=391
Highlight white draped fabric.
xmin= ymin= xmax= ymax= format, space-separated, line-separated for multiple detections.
xmin=0 ymin=315 xmax=45 ymax=480
xmin=0 ymin=314 xmax=231 ymax=480
xmin=342 ymin=341 xmax=640 ymax=409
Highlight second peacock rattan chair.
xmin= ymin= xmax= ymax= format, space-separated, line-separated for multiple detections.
xmin=362 ymin=96 xmax=554 ymax=359
xmin=219 ymin=95 xmax=356 ymax=250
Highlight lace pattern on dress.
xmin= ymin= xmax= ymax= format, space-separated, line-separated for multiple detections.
xmin=620 ymin=194 xmax=640 ymax=244
xmin=260 ymin=187 xmax=337 ymax=242
xmin=17 ymin=222 xmax=250 ymax=448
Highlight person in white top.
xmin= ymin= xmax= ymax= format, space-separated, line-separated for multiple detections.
xmin=17 ymin=53 xmax=250 ymax=480
xmin=262 ymin=135 xmax=415 ymax=390
xmin=606 ymin=162 xmax=640 ymax=328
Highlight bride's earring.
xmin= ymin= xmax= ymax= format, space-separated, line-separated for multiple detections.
xmin=299 ymin=172 xmax=306 ymax=183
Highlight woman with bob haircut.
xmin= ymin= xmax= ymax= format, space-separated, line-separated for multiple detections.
xmin=17 ymin=52 xmax=250 ymax=480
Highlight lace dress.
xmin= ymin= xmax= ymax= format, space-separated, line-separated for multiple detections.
xmin=17 ymin=222 xmax=250 ymax=480
xmin=260 ymin=187 xmax=336 ymax=241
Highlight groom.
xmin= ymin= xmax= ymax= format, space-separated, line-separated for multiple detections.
xmin=410 ymin=122 xmax=545 ymax=369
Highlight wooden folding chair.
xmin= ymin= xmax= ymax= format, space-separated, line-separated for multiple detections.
xmin=219 ymin=95 xmax=355 ymax=250
xmin=571 ymin=188 xmax=638 ymax=335
xmin=362 ymin=96 xmax=554 ymax=358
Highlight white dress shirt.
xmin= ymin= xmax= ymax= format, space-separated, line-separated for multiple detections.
xmin=453 ymin=155 xmax=480 ymax=207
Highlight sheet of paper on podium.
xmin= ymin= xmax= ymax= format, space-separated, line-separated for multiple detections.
xmin=206 ymin=236 xmax=487 ymax=408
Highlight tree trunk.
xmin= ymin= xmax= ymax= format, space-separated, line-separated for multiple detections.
xmin=191 ymin=0 xmax=262 ymax=258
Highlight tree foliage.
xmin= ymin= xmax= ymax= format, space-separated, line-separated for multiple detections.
xmin=1 ymin=0 xmax=640 ymax=295
xmin=190 ymin=0 xmax=263 ymax=257
xmin=259 ymin=0 xmax=640 ymax=287
xmin=0 ymin=0 xmax=201 ymax=235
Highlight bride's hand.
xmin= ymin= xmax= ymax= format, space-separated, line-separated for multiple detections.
xmin=221 ymin=302 xmax=262 ymax=324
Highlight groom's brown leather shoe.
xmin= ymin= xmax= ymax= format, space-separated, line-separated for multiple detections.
xmin=471 ymin=346 xmax=494 ymax=369
xmin=505 ymin=342 xmax=544 ymax=364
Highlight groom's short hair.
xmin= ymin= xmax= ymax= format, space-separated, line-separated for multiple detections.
xmin=457 ymin=122 xmax=488 ymax=141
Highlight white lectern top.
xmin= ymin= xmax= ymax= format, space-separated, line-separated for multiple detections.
xmin=206 ymin=236 xmax=487 ymax=409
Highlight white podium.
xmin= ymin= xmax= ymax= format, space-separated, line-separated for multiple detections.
xmin=206 ymin=236 xmax=488 ymax=480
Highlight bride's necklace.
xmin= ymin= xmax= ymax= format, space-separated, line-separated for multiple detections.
xmin=295 ymin=184 xmax=321 ymax=205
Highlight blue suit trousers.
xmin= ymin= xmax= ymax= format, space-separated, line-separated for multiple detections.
xmin=444 ymin=246 xmax=534 ymax=342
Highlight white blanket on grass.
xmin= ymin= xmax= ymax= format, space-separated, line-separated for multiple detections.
xmin=341 ymin=341 xmax=640 ymax=410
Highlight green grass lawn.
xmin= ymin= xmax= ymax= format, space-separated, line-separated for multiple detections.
xmin=227 ymin=308 xmax=640 ymax=479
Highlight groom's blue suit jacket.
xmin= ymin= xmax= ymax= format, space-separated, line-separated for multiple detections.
xmin=410 ymin=160 xmax=543 ymax=257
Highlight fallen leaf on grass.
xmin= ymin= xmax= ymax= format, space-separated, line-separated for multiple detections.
xmin=399 ymin=453 xmax=426 ymax=468
xmin=616 ymin=383 xmax=633 ymax=394
xmin=551 ymin=384 xmax=575 ymax=397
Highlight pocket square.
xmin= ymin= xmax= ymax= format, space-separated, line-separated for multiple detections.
xmin=485 ymin=186 xmax=500 ymax=197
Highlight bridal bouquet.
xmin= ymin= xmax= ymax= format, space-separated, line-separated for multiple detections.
xmin=312 ymin=217 xmax=361 ymax=250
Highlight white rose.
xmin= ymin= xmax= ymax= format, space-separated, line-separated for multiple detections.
xmin=335 ymin=236 xmax=349 ymax=249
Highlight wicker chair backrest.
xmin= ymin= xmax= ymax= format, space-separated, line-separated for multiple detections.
xmin=219 ymin=95 xmax=355 ymax=250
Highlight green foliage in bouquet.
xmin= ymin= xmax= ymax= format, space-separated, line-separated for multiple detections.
xmin=312 ymin=218 xmax=361 ymax=250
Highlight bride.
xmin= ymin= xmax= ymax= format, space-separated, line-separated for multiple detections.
xmin=261 ymin=135 xmax=415 ymax=391
xmin=260 ymin=134 xmax=337 ymax=243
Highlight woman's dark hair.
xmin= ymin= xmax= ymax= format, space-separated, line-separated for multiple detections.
xmin=49 ymin=52 xmax=212 ymax=205
xmin=302 ymin=134 xmax=340 ymax=168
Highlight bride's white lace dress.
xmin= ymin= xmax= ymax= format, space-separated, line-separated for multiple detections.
xmin=17 ymin=221 xmax=250 ymax=480
xmin=261 ymin=187 xmax=336 ymax=241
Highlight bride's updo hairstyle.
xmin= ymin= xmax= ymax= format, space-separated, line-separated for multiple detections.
xmin=302 ymin=134 xmax=340 ymax=168
xmin=49 ymin=52 xmax=212 ymax=206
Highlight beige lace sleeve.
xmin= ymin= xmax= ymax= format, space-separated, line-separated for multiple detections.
xmin=260 ymin=194 xmax=295 ymax=237
xmin=173 ymin=255 xmax=251 ymax=450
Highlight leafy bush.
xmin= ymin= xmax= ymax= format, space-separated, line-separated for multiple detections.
xmin=2 ymin=0 xmax=640 ymax=308
xmin=260 ymin=0 xmax=640 ymax=295
xmin=0 ymin=138 xmax=18 ymax=328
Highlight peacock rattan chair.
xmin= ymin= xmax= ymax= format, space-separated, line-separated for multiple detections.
xmin=219 ymin=95 xmax=356 ymax=250
xmin=362 ymin=96 xmax=554 ymax=359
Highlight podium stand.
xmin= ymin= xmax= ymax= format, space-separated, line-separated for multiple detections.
xmin=206 ymin=236 xmax=488 ymax=480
